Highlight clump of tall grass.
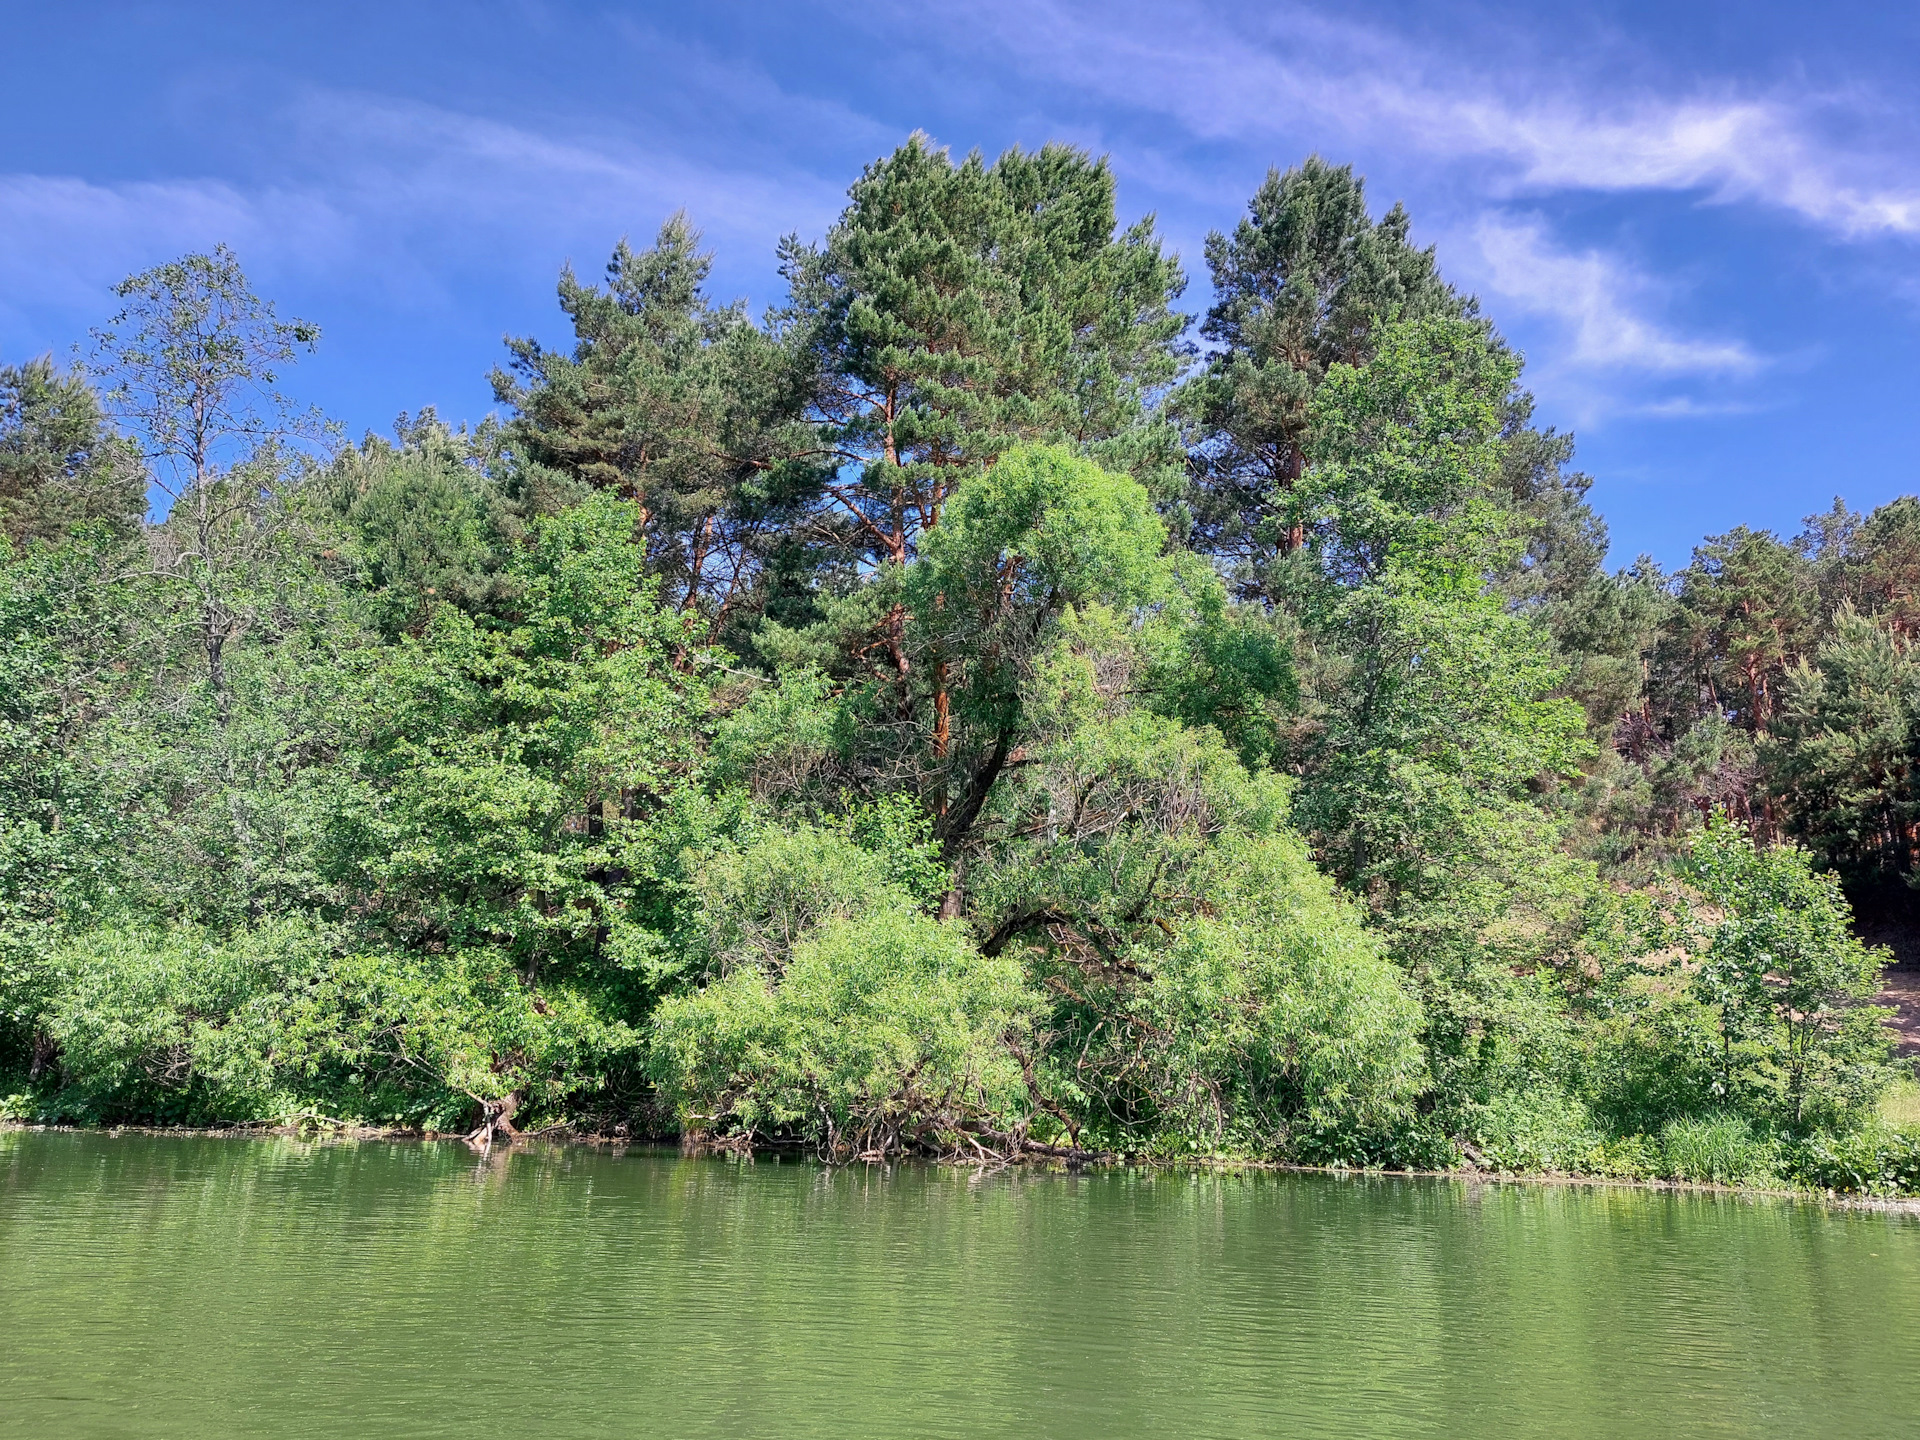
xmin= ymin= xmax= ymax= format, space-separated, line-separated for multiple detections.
xmin=1659 ymin=1115 xmax=1781 ymax=1185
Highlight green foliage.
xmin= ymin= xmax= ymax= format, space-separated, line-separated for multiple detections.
xmin=1763 ymin=604 xmax=1920 ymax=882
xmin=90 ymin=244 xmax=329 ymax=711
xmin=1686 ymin=821 xmax=1894 ymax=1127
xmin=1467 ymin=1086 xmax=1611 ymax=1175
xmin=1136 ymin=558 xmax=1296 ymax=766
xmin=0 ymin=528 xmax=141 ymax=1056
xmin=271 ymin=945 xmax=640 ymax=1130
xmin=705 ymin=668 xmax=848 ymax=799
xmin=916 ymin=444 xmax=1169 ymax=618
xmin=785 ymin=135 xmax=1188 ymax=575
xmin=649 ymin=908 xmax=1035 ymax=1156
xmin=89 ymin=245 xmax=322 ymax=498
xmin=675 ymin=815 xmax=942 ymax=981
xmin=6 ymin=156 xmax=1908 ymax=1185
xmin=1111 ymin=833 xmax=1428 ymax=1153
xmin=1178 ymin=157 xmax=1465 ymax=596
xmin=0 ymin=357 xmax=144 ymax=546
xmin=1786 ymin=1124 xmax=1920 ymax=1195
xmin=1282 ymin=317 xmax=1589 ymax=899
xmin=321 ymin=491 xmax=706 ymax=976
xmin=316 ymin=410 xmax=514 ymax=638
xmin=494 ymin=215 xmax=818 ymax=631
xmin=1668 ymin=527 xmax=1816 ymax=736
xmin=32 ymin=920 xmax=637 ymax=1131
xmin=1570 ymin=960 xmax=1725 ymax=1138
xmin=911 ymin=444 xmax=1170 ymax=745
xmin=1658 ymin=1114 xmax=1781 ymax=1186
xmin=1294 ymin=313 xmax=1519 ymax=579
xmin=39 ymin=920 xmax=330 ymax=1123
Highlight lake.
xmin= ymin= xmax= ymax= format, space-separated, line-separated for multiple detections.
xmin=0 ymin=1131 xmax=1914 ymax=1438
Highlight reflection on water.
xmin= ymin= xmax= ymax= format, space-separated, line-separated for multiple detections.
xmin=1 ymin=1131 xmax=1915 ymax=1439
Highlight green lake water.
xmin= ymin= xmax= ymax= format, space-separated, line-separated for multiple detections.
xmin=1 ymin=1131 xmax=1915 ymax=1438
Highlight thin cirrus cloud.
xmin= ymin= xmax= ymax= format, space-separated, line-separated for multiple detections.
xmin=280 ymin=90 xmax=845 ymax=254
xmin=0 ymin=86 xmax=846 ymax=348
xmin=927 ymin=0 xmax=1920 ymax=241
xmin=0 ymin=174 xmax=347 ymax=326
xmin=3 ymin=1 xmax=1909 ymax=448
xmin=1435 ymin=99 xmax=1920 ymax=239
xmin=888 ymin=0 xmax=1914 ymax=421
xmin=1469 ymin=215 xmax=1760 ymax=377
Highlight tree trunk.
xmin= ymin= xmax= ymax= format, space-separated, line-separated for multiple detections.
xmin=467 ymin=1090 xmax=522 ymax=1146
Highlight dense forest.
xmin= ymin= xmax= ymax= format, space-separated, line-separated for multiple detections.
xmin=4 ymin=140 xmax=1916 ymax=1190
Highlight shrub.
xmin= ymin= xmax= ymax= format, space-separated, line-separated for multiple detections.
xmin=648 ymin=908 xmax=1036 ymax=1157
xmin=1466 ymin=1086 xmax=1607 ymax=1174
xmin=1785 ymin=1127 xmax=1920 ymax=1196
xmin=1685 ymin=822 xmax=1895 ymax=1128
xmin=678 ymin=816 xmax=942 ymax=979
xmin=1034 ymin=830 xmax=1429 ymax=1157
xmin=41 ymin=920 xmax=327 ymax=1123
xmin=1581 ymin=1133 xmax=1663 ymax=1179
xmin=31 ymin=921 xmax=638 ymax=1131
xmin=1138 ymin=906 xmax=1425 ymax=1149
xmin=273 ymin=947 xmax=641 ymax=1132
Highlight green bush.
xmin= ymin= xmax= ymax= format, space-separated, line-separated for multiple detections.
xmin=1289 ymin=1117 xmax=1460 ymax=1172
xmin=678 ymin=815 xmax=943 ymax=979
xmin=649 ymin=908 xmax=1036 ymax=1156
xmin=29 ymin=922 xmax=637 ymax=1131
xmin=1785 ymin=1127 xmax=1920 ymax=1196
xmin=41 ymin=920 xmax=328 ymax=1123
xmin=1571 ymin=980 xmax=1726 ymax=1138
xmin=1685 ymin=823 xmax=1895 ymax=1128
xmin=1138 ymin=911 xmax=1421 ymax=1143
xmin=1025 ymin=829 xmax=1429 ymax=1157
xmin=270 ymin=947 xmax=641 ymax=1132
xmin=1580 ymin=1133 xmax=1663 ymax=1179
xmin=1466 ymin=1087 xmax=1608 ymax=1174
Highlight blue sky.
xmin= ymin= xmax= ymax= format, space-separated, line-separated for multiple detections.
xmin=3 ymin=0 xmax=1917 ymax=567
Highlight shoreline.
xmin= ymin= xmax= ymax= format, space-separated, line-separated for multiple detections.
xmin=8 ymin=1120 xmax=1918 ymax=1215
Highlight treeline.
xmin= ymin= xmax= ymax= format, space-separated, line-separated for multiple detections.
xmin=1 ymin=142 xmax=1912 ymax=1188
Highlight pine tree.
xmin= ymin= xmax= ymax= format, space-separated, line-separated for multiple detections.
xmin=1841 ymin=496 xmax=1920 ymax=639
xmin=1177 ymin=158 xmax=1461 ymax=597
xmin=0 ymin=357 xmax=144 ymax=547
xmin=1765 ymin=604 xmax=1920 ymax=882
xmin=493 ymin=215 xmax=819 ymax=634
xmin=1182 ymin=159 xmax=1607 ymax=615
xmin=1662 ymin=527 xmax=1818 ymax=737
xmin=783 ymin=135 xmax=1188 ymax=578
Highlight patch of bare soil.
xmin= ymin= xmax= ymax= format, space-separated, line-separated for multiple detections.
xmin=1877 ymin=968 xmax=1920 ymax=1059
xmin=1856 ymin=914 xmax=1920 ymax=1057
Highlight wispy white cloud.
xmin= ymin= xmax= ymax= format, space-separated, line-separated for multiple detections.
xmin=914 ymin=0 xmax=1920 ymax=240
xmin=1469 ymin=215 xmax=1759 ymax=376
xmin=0 ymin=175 xmax=346 ymax=325
xmin=0 ymin=86 xmax=850 ymax=346
xmin=1405 ymin=97 xmax=1920 ymax=238
xmin=1628 ymin=395 xmax=1768 ymax=421
xmin=0 ymin=176 xmax=360 ymax=362
xmin=283 ymin=90 xmax=845 ymax=252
